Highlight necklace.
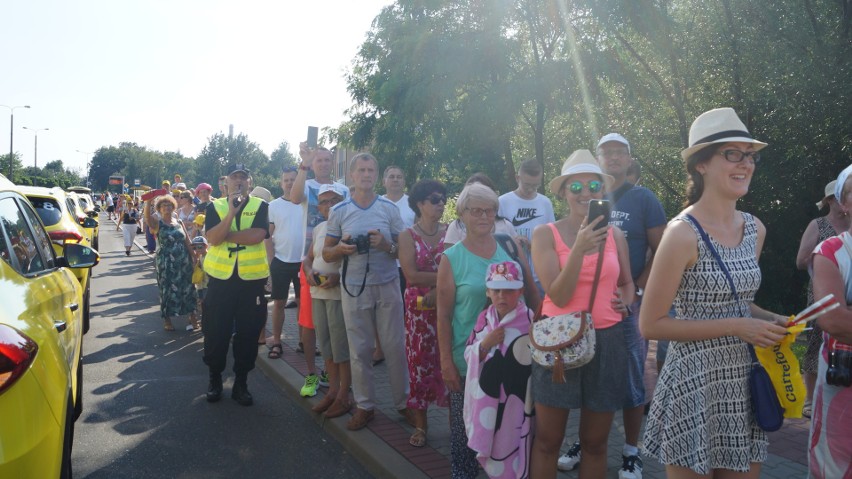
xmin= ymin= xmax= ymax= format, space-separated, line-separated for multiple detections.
xmin=416 ymin=221 xmax=439 ymax=236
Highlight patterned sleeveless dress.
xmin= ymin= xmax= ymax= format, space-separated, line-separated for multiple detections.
xmin=643 ymin=212 xmax=767 ymax=474
xmin=155 ymin=220 xmax=197 ymax=318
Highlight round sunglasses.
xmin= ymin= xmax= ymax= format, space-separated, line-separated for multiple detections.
xmin=566 ymin=180 xmax=603 ymax=195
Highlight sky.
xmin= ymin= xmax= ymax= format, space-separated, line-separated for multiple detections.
xmin=0 ymin=0 xmax=393 ymax=176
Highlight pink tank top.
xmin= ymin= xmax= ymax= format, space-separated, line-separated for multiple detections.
xmin=541 ymin=222 xmax=622 ymax=329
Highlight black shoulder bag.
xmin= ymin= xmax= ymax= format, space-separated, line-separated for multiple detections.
xmin=685 ymin=214 xmax=784 ymax=432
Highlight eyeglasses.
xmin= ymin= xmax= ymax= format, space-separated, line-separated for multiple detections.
xmin=426 ymin=194 xmax=446 ymax=205
xmin=567 ymin=180 xmax=603 ymax=195
xmin=465 ymin=207 xmax=496 ymax=218
xmin=717 ymin=149 xmax=761 ymax=163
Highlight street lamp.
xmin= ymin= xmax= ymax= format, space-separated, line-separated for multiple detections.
xmin=1 ymin=104 xmax=31 ymax=178
xmin=22 ymin=126 xmax=49 ymax=169
xmin=77 ymin=150 xmax=93 ymax=187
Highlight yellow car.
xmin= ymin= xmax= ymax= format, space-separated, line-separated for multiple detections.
xmin=17 ymin=186 xmax=97 ymax=333
xmin=66 ymin=191 xmax=99 ymax=250
xmin=0 ymin=174 xmax=100 ymax=478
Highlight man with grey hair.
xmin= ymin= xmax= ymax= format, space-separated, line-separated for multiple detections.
xmin=322 ymin=153 xmax=412 ymax=431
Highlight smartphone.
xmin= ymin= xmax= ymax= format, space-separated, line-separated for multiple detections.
xmin=587 ymin=199 xmax=611 ymax=230
xmin=307 ymin=126 xmax=319 ymax=148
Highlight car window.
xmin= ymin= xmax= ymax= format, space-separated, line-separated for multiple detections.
xmin=66 ymin=198 xmax=79 ymax=216
xmin=0 ymin=198 xmax=45 ymax=275
xmin=26 ymin=196 xmax=64 ymax=226
xmin=18 ymin=198 xmax=56 ymax=269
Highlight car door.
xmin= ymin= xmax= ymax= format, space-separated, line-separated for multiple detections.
xmin=0 ymin=195 xmax=81 ymax=413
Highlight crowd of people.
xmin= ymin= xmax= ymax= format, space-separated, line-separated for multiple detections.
xmin=123 ymin=106 xmax=850 ymax=478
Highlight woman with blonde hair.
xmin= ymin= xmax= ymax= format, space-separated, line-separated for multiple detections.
xmin=437 ymin=182 xmax=539 ymax=478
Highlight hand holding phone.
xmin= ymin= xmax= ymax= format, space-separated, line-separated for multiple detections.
xmin=232 ymin=184 xmax=244 ymax=208
xmin=307 ymin=126 xmax=319 ymax=149
xmin=587 ymin=199 xmax=611 ymax=230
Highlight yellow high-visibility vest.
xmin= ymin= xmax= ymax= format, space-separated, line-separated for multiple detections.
xmin=203 ymin=197 xmax=269 ymax=280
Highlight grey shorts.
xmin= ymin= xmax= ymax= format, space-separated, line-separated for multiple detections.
xmin=312 ymin=298 xmax=349 ymax=363
xmin=532 ymin=320 xmax=628 ymax=412
xmin=622 ymin=311 xmax=647 ymax=408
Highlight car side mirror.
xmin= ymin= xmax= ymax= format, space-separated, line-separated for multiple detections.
xmin=59 ymin=243 xmax=100 ymax=269
xmin=82 ymin=217 xmax=98 ymax=228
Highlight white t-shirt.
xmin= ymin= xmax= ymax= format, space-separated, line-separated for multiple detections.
xmin=498 ymin=191 xmax=555 ymax=243
xmin=443 ymin=218 xmax=517 ymax=245
xmin=269 ymin=196 xmax=307 ymax=262
xmin=310 ymin=222 xmax=341 ymax=300
xmin=384 ymin=193 xmax=416 ymax=228
xmin=299 ymin=178 xmax=350 ymax=256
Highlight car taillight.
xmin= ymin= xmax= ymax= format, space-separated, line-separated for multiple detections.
xmin=48 ymin=230 xmax=84 ymax=244
xmin=0 ymin=325 xmax=38 ymax=395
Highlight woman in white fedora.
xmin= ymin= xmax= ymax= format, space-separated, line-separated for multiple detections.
xmin=639 ymin=108 xmax=788 ymax=477
xmin=796 ymin=178 xmax=850 ymax=418
xmin=529 ymin=149 xmax=634 ymax=478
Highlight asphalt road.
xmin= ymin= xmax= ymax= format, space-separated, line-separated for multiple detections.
xmin=72 ymin=216 xmax=372 ymax=479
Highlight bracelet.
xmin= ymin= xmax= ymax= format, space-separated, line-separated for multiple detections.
xmin=299 ymin=164 xmax=311 ymax=171
xmin=479 ymin=344 xmax=488 ymax=353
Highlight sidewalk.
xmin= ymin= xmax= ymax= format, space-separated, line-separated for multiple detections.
xmin=131 ymin=227 xmax=810 ymax=478
xmin=256 ymin=307 xmax=811 ymax=478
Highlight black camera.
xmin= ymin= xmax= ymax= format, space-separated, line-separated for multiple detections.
xmin=343 ymin=233 xmax=371 ymax=255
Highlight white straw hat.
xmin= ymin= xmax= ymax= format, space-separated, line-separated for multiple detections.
xmin=681 ymin=108 xmax=767 ymax=160
xmin=548 ymin=149 xmax=614 ymax=195
xmin=816 ymin=180 xmax=837 ymax=209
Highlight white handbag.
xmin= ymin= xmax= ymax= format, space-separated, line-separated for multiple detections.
xmin=529 ymin=245 xmax=604 ymax=383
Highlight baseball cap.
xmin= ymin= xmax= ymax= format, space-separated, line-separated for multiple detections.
xmin=191 ymin=236 xmax=208 ymax=246
xmin=228 ymin=163 xmax=250 ymax=175
xmin=193 ymin=214 xmax=206 ymax=226
xmin=318 ymin=183 xmax=346 ymax=198
xmin=485 ymin=261 xmax=524 ymax=289
xmin=596 ymin=133 xmax=631 ymax=155
xmin=195 ymin=182 xmax=213 ymax=192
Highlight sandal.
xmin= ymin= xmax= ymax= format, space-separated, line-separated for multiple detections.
xmin=802 ymin=400 xmax=812 ymax=419
xmin=268 ymin=344 xmax=283 ymax=359
xmin=163 ymin=319 xmax=175 ymax=331
xmin=409 ymin=428 xmax=427 ymax=447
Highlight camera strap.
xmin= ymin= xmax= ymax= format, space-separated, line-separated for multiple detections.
xmin=342 ymin=249 xmax=369 ymax=297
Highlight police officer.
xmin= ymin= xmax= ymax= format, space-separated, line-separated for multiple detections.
xmin=203 ymin=163 xmax=270 ymax=406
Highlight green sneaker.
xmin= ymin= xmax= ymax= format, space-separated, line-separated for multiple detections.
xmin=300 ymin=373 xmax=319 ymax=397
xmin=318 ymin=370 xmax=329 ymax=387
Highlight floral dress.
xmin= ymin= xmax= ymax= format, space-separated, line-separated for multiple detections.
xmin=404 ymin=227 xmax=449 ymax=410
xmin=155 ymin=220 xmax=196 ymax=318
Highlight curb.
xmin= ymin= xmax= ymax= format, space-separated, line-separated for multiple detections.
xmin=256 ymin=352 xmax=428 ymax=479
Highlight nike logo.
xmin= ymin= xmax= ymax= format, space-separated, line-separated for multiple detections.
xmin=512 ymin=215 xmax=542 ymax=227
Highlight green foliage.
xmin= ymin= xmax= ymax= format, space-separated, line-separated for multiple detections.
xmin=1 ymin=154 xmax=82 ymax=187
xmin=339 ymin=0 xmax=852 ymax=313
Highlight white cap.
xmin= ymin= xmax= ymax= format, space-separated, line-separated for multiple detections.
xmin=596 ymin=133 xmax=630 ymax=155
xmin=318 ymin=183 xmax=346 ymax=198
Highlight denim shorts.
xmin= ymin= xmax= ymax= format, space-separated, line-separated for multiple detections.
xmin=532 ymin=320 xmax=628 ymax=412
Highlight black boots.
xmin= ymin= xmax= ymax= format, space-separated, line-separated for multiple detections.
xmin=206 ymin=374 xmax=223 ymax=403
xmin=231 ymin=379 xmax=253 ymax=407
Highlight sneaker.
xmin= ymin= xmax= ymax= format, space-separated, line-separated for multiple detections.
xmin=557 ymin=442 xmax=581 ymax=471
xmin=618 ymin=454 xmax=643 ymax=479
xmin=318 ymin=370 xmax=329 ymax=387
xmin=300 ymin=373 xmax=319 ymax=397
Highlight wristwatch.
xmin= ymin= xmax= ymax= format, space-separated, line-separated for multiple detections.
xmin=388 ymin=242 xmax=398 ymax=256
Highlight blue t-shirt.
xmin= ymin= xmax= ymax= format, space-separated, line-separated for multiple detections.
xmin=607 ymin=183 xmax=666 ymax=281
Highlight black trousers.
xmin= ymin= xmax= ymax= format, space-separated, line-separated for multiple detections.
xmin=202 ymin=275 xmax=267 ymax=379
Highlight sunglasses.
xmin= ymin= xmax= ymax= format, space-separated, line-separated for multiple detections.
xmin=717 ymin=149 xmax=761 ymax=163
xmin=426 ymin=194 xmax=446 ymax=205
xmin=566 ymin=180 xmax=603 ymax=195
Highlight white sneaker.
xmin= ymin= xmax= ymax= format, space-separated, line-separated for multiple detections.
xmin=618 ymin=454 xmax=643 ymax=479
xmin=185 ymin=324 xmax=194 ymax=331
xmin=556 ymin=442 xmax=581 ymax=471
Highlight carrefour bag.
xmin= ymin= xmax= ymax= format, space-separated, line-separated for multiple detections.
xmin=754 ymin=323 xmax=807 ymax=419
